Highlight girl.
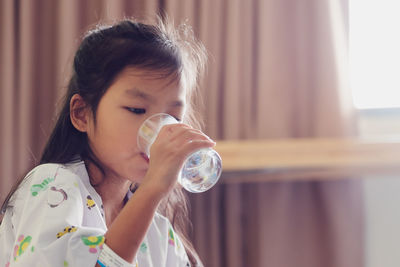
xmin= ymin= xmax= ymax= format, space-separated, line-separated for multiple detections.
xmin=0 ymin=18 xmax=213 ymax=267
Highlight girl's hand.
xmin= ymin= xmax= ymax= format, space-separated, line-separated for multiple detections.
xmin=141 ymin=123 xmax=216 ymax=196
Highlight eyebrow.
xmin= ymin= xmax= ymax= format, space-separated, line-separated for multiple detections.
xmin=124 ymin=88 xmax=184 ymax=107
xmin=125 ymin=88 xmax=152 ymax=101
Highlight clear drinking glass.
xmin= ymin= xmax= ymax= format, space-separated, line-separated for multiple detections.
xmin=137 ymin=113 xmax=222 ymax=193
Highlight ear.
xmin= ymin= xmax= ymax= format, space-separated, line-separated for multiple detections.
xmin=70 ymin=94 xmax=91 ymax=132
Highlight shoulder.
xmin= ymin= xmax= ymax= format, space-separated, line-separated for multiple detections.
xmin=5 ymin=161 xmax=88 ymax=228
xmin=17 ymin=162 xmax=84 ymax=199
xmin=28 ymin=162 xmax=82 ymax=183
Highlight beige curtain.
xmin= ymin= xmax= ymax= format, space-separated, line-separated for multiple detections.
xmin=0 ymin=0 xmax=363 ymax=267
xmin=185 ymin=0 xmax=363 ymax=267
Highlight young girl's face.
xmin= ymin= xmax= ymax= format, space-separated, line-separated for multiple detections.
xmin=86 ymin=67 xmax=187 ymax=183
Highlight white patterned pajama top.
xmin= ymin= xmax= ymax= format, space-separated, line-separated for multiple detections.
xmin=0 ymin=160 xmax=190 ymax=267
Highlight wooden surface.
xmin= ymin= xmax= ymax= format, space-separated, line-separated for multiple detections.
xmin=214 ymin=138 xmax=400 ymax=184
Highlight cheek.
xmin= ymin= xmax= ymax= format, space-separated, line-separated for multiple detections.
xmin=98 ymin=116 xmax=140 ymax=150
xmin=89 ymin=103 xmax=144 ymax=152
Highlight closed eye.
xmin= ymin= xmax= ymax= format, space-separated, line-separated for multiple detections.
xmin=126 ymin=107 xmax=146 ymax=115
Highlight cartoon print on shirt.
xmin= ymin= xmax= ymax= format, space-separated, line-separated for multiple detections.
xmin=47 ymin=186 xmax=68 ymax=208
xmin=86 ymin=195 xmax=96 ymax=210
xmin=168 ymin=227 xmax=182 ymax=250
xmin=57 ymin=226 xmax=78 ymax=239
xmin=140 ymin=242 xmax=148 ymax=253
xmin=168 ymin=228 xmax=175 ymax=246
xmin=13 ymin=235 xmax=32 ymax=261
xmin=81 ymin=235 xmax=104 ymax=253
xmin=30 ymin=177 xmax=55 ymax=196
xmin=30 ymin=166 xmax=62 ymax=196
xmin=100 ymin=204 xmax=105 ymax=218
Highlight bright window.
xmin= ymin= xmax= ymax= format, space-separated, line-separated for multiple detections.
xmin=349 ymin=0 xmax=400 ymax=109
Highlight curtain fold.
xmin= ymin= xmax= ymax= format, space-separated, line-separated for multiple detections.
xmin=0 ymin=0 xmax=17 ymax=194
xmin=0 ymin=1 xmax=363 ymax=266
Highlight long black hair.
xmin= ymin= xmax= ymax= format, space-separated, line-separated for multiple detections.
xmin=1 ymin=17 xmax=206 ymax=265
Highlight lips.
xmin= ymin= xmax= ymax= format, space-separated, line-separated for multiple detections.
xmin=140 ymin=152 xmax=150 ymax=163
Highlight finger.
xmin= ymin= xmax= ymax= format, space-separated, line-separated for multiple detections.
xmin=171 ymin=130 xmax=215 ymax=146
xmin=178 ymin=140 xmax=217 ymax=160
xmin=157 ymin=123 xmax=191 ymax=138
xmin=158 ymin=124 xmax=212 ymax=143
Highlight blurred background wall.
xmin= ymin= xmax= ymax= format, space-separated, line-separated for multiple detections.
xmin=0 ymin=0 xmax=364 ymax=266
